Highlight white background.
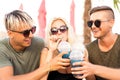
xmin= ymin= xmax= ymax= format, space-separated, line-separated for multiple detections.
xmin=0 ymin=0 xmax=120 ymax=37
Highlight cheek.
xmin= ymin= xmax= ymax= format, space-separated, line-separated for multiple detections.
xmin=63 ymin=33 xmax=68 ymax=41
xmin=57 ymin=31 xmax=68 ymax=41
xmin=101 ymin=25 xmax=110 ymax=32
xmin=14 ymin=34 xmax=25 ymax=42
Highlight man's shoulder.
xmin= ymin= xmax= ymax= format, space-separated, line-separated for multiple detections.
xmin=118 ymin=34 xmax=120 ymax=38
xmin=31 ymin=36 xmax=45 ymax=47
xmin=0 ymin=38 xmax=9 ymax=46
xmin=86 ymin=39 xmax=98 ymax=47
xmin=0 ymin=38 xmax=10 ymax=54
xmin=29 ymin=37 xmax=45 ymax=52
xmin=32 ymin=36 xmax=44 ymax=42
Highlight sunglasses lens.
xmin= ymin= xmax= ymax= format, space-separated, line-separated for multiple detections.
xmin=51 ymin=26 xmax=68 ymax=35
xmin=95 ymin=20 xmax=101 ymax=28
xmin=51 ymin=28 xmax=58 ymax=35
xmin=23 ymin=27 xmax=36 ymax=37
xmin=31 ymin=27 xmax=36 ymax=34
xmin=87 ymin=21 xmax=93 ymax=28
xmin=59 ymin=26 xmax=68 ymax=33
xmin=23 ymin=30 xmax=30 ymax=37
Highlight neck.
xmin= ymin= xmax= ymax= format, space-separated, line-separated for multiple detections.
xmin=98 ymin=33 xmax=118 ymax=52
xmin=9 ymin=39 xmax=25 ymax=52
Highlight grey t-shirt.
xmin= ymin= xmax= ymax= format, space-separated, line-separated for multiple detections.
xmin=0 ymin=37 xmax=45 ymax=75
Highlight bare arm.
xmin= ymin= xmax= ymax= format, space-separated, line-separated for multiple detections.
xmin=0 ymin=51 xmax=70 ymax=80
xmin=93 ymin=64 xmax=120 ymax=80
xmin=40 ymin=48 xmax=53 ymax=80
xmin=0 ymin=63 xmax=50 ymax=80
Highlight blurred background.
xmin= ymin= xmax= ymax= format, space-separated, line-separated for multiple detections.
xmin=0 ymin=0 xmax=120 ymax=44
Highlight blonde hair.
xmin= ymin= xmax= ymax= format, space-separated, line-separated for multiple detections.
xmin=4 ymin=10 xmax=34 ymax=31
xmin=45 ymin=17 xmax=76 ymax=46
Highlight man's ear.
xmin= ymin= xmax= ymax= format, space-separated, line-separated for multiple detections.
xmin=109 ymin=19 xmax=115 ymax=28
xmin=7 ymin=30 xmax=13 ymax=39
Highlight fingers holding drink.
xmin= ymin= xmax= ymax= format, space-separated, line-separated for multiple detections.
xmin=49 ymin=51 xmax=70 ymax=71
xmin=69 ymin=43 xmax=86 ymax=78
xmin=71 ymin=61 xmax=95 ymax=79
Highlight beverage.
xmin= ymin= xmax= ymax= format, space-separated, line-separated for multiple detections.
xmin=70 ymin=59 xmax=83 ymax=77
xmin=57 ymin=41 xmax=71 ymax=58
xmin=69 ymin=45 xmax=85 ymax=77
xmin=70 ymin=59 xmax=83 ymax=66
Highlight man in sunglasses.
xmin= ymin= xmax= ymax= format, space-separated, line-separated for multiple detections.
xmin=71 ymin=6 xmax=120 ymax=80
xmin=0 ymin=10 xmax=71 ymax=80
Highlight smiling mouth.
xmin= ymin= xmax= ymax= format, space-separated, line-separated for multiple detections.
xmin=25 ymin=39 xmax=32 ymax=43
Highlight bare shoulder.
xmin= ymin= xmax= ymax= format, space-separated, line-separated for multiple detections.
xmin=0 ymin=66 xmax=13 ymax=79
xmin=41 ymin=47 xmax=49 ymax=53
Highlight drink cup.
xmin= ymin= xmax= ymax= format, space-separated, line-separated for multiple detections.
xmin=70 ymin=58 xmax=83 ymax=77
xmin=57 ymin=41 xmax=71 ymax=58
xmin=69 ymin=46 xmax=85 ymax=77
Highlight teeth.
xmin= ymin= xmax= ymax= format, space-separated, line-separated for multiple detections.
xmin=93 ymin=30 xmax=98 ymax=32
xmin=57 ymin=37 xmax=63 ymax=41
xmin=59 ymin=37 xmax=63 ymax=39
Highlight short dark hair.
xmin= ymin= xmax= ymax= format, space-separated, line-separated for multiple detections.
xmin=89 ymin=6 xmax=115 ymax=19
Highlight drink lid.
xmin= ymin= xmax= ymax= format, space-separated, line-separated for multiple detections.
xmin=57 ymin=41 xmax=71 ymax=53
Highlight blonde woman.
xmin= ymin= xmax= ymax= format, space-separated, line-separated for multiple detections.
xmin=40 ymin=17 xmax=83 ymax=80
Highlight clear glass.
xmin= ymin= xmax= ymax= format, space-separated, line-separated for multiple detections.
xmin=57 ymin=41 xmax=71 ymax=58
xmin=69 ymin=43 xmax=85 ymax=77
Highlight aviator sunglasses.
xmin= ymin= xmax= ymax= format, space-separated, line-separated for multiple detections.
xmin=10 ymin=26 xmax=36 ymax=37
xmin=87 ymin=20 xmax=109 ymax=28
xmin=50 ymin=25 xmax=68 ymax=35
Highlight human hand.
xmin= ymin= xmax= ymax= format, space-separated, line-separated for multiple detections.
xmin=83 ymin=49 xmax=89 ymax=61
xmin=71 ymin=61 xmax=95 ymax=79
xmin=49 ymin=35 xmax=62 ymax=52
xmin=49 ymin=52 xmax=70 ymax=71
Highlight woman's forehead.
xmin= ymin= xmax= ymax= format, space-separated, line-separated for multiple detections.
xmin=51 ymin=20 xmax=66 ymax=27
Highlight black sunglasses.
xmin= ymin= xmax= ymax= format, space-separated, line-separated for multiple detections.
xmin=50 ymin=25 xmax=68 ymax=35
xmin=10 ymin=26 xmax=36 ymax=37
xmin=87 ymin=20 xmax=109 ymax=28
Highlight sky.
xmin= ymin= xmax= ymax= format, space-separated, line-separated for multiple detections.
xmin=0 ymin=0 xmax=120 ymax=37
